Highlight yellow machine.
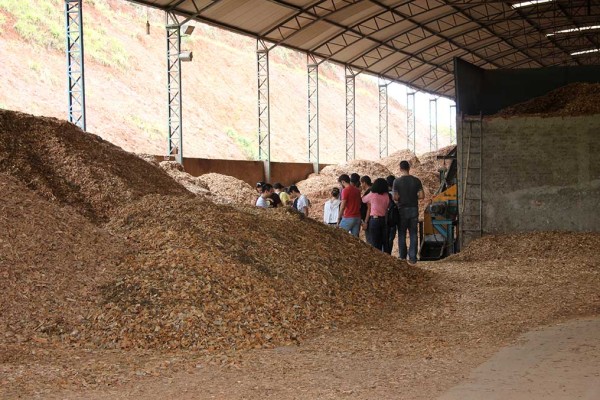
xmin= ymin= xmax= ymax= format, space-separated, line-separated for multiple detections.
xmin=419 ymin=147 xmax=459 ymax=260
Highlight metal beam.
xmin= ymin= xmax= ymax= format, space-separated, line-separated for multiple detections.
xmin=407 ymin=91 xmax=415 ymax=154
xmin=257 ymin=39 xmax=271 ymax=182
xmin=378 ymin=78 xmax=389 ymax=158
xmin=307 ymin=54 xmax=319 ymax=173
xmin=166 ymin=11 xmax=183 ymax=163
xmin=429 ymin=98 xmax=438 ymax=152
xmin=449 ymin=104 xmax=456 ymax=145
xmin=345 ymin=66 xmax=356 ymax=161
xmin=65 ymin=0 xmax=86 ymax=131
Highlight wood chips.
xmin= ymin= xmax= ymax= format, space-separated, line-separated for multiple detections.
xmin=0 ymin=109 xmax=422 ymax=354
xmin=496 ymin=82 xmax=600 ymax=117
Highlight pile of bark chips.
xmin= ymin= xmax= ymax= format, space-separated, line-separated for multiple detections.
xmin=0 ymin=109 xmax=425 ymax=351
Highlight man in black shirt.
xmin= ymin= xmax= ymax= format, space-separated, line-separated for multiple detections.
xmin=393 ymin=160 xmax=424 ymax=265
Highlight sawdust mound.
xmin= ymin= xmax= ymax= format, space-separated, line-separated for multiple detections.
xmin=94 ymin=195 xmax=420 ymax=350
xmin=297 ymin=160 xmax=394 ymax=223
xmin=196 ymin=172 xmax=256 ymax=205
xmin=496 ymin=82 xmax=600 ymax=117
xmin=320 ymin=159 xmax=393 ymax=179
xmin=0 ymin=110 xmax=188 ymax=223
xmin=380 ymin=150 xmax=420 ymax=176
xmin=450 ymin=232 xmax=600 ymax=262
xmin=158 ymin=161 xmax=213 ymax=197
xmin=0 ymin=110 xmax=422 ymax=353
xmin=0 ymin=174 xmax=125 ymax=347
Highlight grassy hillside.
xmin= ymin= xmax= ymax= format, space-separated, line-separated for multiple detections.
xmin=0 ymin=0 xmax=452 ymax=163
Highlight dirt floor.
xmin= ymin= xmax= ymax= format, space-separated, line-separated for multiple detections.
xmin=3 ymin=248 xmax=597 ymax=400
xmin=439 ymin=317 xmax=600 ymax=400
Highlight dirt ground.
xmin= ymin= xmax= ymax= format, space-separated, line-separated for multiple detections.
xmin=3 ymin=250 xmax=597 ymax=400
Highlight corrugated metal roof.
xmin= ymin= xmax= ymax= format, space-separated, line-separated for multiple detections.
xmin=127 ymin=0 xmax=600 ymax=98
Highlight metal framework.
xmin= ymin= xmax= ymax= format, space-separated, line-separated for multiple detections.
xmin=127 ymin=0 xmax=600 ymax=99
xmin=65 ymin=0 xmax=86 ymax=131
xmin=257 ymin=39 xmax=271 ymax=181
xmin=166 ymin=12 xmax=182 ymax=163
xmin=407 ymin=91 xmax=415 ymax=154
xmin=307 ymin=54 xmax=319 ymax=173
xmin=429 ymin=97 xmax=438 ymax=151
xmin=378 ymin=78 xmax=389 ymax=158
xmin=345 ymin=66 xmax=356 ymax=161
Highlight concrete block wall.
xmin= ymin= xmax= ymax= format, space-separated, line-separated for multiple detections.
xmin=459 ymin=114 xmax=600 ymax=246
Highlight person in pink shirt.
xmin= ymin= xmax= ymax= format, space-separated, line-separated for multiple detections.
xmin=362 ymin=178 xmax=390 ymax=251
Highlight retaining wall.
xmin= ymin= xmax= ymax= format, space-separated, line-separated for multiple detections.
xmin=459 ymin=114 xmax=600 ymax=245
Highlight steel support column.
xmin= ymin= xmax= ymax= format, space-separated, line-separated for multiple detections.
xmin=378 ymin=79 xmax=389 ymax=158
xmin=345 ymin=66 xmax=356 ymax=161
xmin=65 ymin=0 xmax=86 ymax=131
xmin=429 ymin=98 xmax=438 ymax=151
xmin=257 ymin=39 xmax=271 ymax=182
xmin=166 ymin=12 xmax=182 ymax=163
xmin=307 ymin=54 xmax=319 ymax=173
xmin=449 ymin=104 xmax=456 ymax=145
xmin=407 ymin=92 xmax=416 ymax=153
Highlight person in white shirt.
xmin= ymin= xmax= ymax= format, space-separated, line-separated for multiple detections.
xmin=288 ymin=185 xmax=310 ymax=217
xmin=255 ymin=183 xmax=272 ymax=208
xmin=323 ymin=187 xmax=341 ymax=225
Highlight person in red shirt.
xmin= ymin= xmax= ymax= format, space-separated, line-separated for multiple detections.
xmin=337 ymin=174 xmax=362 ymax=237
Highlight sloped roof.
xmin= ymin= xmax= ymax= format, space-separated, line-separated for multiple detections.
xmin=128 ymin=0 xmax=600 ymax=98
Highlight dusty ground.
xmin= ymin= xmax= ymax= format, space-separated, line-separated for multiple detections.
xmin=2 ymin=249 xmax=597 ymax=400
xmin=439 ymin=317 xmax=600 ymax=400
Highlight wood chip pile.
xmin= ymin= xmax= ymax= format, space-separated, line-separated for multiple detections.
xmin=496 ymin=82 xmax=600 ymax=117
xmin=0 ymin=109 xmax=422 ymax=353
xmin=379 ymin=150 xmax=420 ymax=176
xmin=195 ymin=172 xmax=256 ymax=206
xmin=158 ymin=161 xmax=213 ymax=197
xmin=0 ymin=174 xmax=126 ymax=347
xmin=449 ymin=231 xmax=600 ymax=262
xmin=319 ymin=159 xmax=393 ymax=180
xmin=92 ymin=195 xmax=420 ymax=350
xmin=0 ymin=110 xmax=188 ymax=223
xmin=298 ymin=147 xmax=455 ymax=223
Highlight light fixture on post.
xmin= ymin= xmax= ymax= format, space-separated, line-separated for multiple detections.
xmin=181 ymin=24 xmax=195 ymax=36
xmin=179 ymin=51 xmax=193 ymax=62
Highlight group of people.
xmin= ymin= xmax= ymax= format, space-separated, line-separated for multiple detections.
xmin=254 ymin=160 xmax=423 ymax=265
xmin=255 ymin=181 xmax=311 ymax=216
xmin=324 ymin=161 xmax=423 ymax=265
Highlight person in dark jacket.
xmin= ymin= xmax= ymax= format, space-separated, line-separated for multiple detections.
xmin=393 ymin=161 xmax=424 ymax=266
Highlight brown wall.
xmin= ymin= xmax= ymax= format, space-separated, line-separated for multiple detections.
xmin=177 ymin=157 xmax=329 ymax=186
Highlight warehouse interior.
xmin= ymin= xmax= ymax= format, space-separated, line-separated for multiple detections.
xmin=1 ymin=0 xmax=599 ymax=398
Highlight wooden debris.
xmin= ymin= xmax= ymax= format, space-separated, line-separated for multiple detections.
xmin=496 ymin=82 xmax=600 ymax=117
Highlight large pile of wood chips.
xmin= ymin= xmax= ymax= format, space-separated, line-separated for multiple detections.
xmin=297 ymin=146 xmax=455 ymax=223
xmin=0 ymin=109 xmax=422 ymax=352
xmin=0 ymin=110 xmax=188 ymax=223
xmin=496 ymin=82 xmax=600 ymax=117
xmin=0 ymin=174 xmax=126 ymax=346
xmin=449 ymin=231 xmax=600 ymax=262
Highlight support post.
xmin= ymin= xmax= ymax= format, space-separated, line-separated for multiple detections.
xmin=166 ymin=12 xmax=183 ymax=163
xmin=378 ymin=78 xmax=389 ymax=158
xmin=257 ymin=39 xmax=271 ymax=182
xmin=65 ymin=0 xmax=86 ymax=131
xmin=307 ymin=54 xmax=319 ymax=174
xmin=345 ymin=66 xmax=356 ymax=161
xmin=429 ymin=97 xmax=438 ymax=151
xmin=407 ymin=91 xmax=416 ymax=153
xmin=449 ymin=104 xmax=457 ymax=144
